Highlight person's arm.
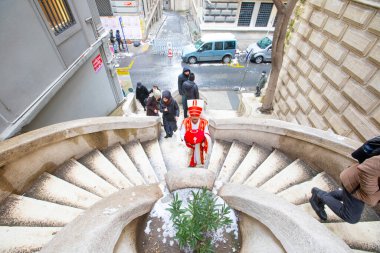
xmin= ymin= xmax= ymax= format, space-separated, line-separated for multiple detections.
xmin=178 ymin=77 xmax=183 ymax=95
xmin=159 ymin=100 xmax=164 ymax=113
xmin=195 ymin=85 xmax=199 ymax=99
xmin=180 ymin=120 xmax=186 ymax=141
xmin=174 ymin=101 xmax=179 ymax=117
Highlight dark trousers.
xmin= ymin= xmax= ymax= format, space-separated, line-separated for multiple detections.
xmin=138 ymin=98 xmax=146 ymax=109
xmin=163 ymin=118 xmax=177 ymax=136
xmin=182 ymin=96 xmax=188 ymax=118
xmin=320 ymin=187 xmax=364 ymax=224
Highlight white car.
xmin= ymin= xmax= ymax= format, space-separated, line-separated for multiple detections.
xmin=246 ymin=37 xmax=272 ymax=64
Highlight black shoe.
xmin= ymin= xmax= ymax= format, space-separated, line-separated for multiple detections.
xmin=164 ymin=135 xmax=170 ymax=138
xmin=309 ymin=187 xmax=327 ymax=221
xmin=168 ymin=134 xmax=173 ymax=138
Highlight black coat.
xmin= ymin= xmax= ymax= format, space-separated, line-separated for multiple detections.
xmin=136 ymin=85 xmax=149 ymax=101
xmin=146 ymin=96 xmax=159 ymax=116
xmin=160 ymin=91 xmax=179 ymax=121
xmin=178 ymin=67 xmax=190 ymax=95
xmin=182 ymin=80 xmax=199 ymax=99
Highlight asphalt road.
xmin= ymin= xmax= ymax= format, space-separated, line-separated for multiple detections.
xmin=128 ymin=12 xmax=272 ymax=92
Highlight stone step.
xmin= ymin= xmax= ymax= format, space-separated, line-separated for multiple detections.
xmin=78 ymin=150 xmax=132 ymax=189
xmin=324 ymin=221 xmax=380 ymax=252
xmin=158 ymin=129 xmax=189 ymax=170
xmin=230 ymin=144 xmax=271 ymax=184
xmin=216 ymin=141 xmax=251 ymax=183
xmin=54 ymin=159 xmax=117 ymax=198
xmin=123 ymin=141 xmax=158 ymax=184
xmin=239 ymin=213 xmax=285 ymax=252
xmin=244 ymin=149 xmax=292 ymax=188
xmin=277 ymin=172 xmax=338 ymax=205
xmin=206 ymin=139 xmax=231 ymax=175
xmin=260 ymin=159 xmax=318 ymax=194
xmin=141 ymin=139 xmax=167 ymax=181
xmin=299 ymin=202 xmax=343 ymax=223
xmin=0 ymin=195 xmax=82 ymax=227
xmin=0 ymin=226 xmax=62 ymax=252
xmin=102 ymin=143 xmax=146 ymax=185
xmin=24 ymin=172 xmax=101 ymax=209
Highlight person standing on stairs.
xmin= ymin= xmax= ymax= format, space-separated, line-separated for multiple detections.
xmin=136 ymin=82 xmax=149 ymax=111
xmin=180 ymin=99 xmax=211 ymax=167
xmin=160 ymin=90 xmax=179 ymax=138
xmin=310 ymin=136 xmax=380 ymax=224
xmin=178 ymin=67 xmax=191 ymax=117
xmin=146 ymin=89 xmax=161 ymax=116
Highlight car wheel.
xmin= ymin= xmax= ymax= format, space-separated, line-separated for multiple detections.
xmin=188 ymin=57 xmax=197 ymax=64
xmin=222 ymin=55 xmax=232 ymax=64
xmin=254 ymin=56 xmax=263 ymax=64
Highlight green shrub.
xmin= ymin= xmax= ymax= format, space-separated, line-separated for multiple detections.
xmin=167 ymin=188 xmax=232 ymax=253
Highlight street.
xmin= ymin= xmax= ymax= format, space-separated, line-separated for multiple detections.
xmin=121 ymin=12 xmax=272 ymax=93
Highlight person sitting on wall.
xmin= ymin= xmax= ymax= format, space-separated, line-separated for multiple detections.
xmin=310 ymin=136 xmax=380 ymax=224
xmin=180 ymin=99 xmax=211 ymax=167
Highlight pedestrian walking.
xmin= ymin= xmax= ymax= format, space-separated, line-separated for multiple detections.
xmin=160 ymin=90 xmax=179 ymax=138
xmin=146 ymin=89 xmax=161 ymax=116
xmin=255 ymin=71 xmax=267 ymax=97
xmin=178 ymin=67 xmax=191 ymax=117
xmin=310 ymin=136 xmax=380 ymax=224
xmin=135 ymin=82 xmax=149 ymax=111
xmin=109 ymin=29 xmax=116 ymax=52
xmin=182 ymin=73 xmax=199 ymax=118
xmin=116 ymin=30 xmax=124 ymax=51
xmin=149 ymin=84 xmax=161 ymax=95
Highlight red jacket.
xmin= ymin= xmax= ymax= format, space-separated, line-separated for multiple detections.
xmin=340 ymin=155 xmax=380 ymax=206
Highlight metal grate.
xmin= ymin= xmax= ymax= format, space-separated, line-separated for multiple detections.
xmin=38 ymin=0 xmax=76 ymax=35
xmin=94 ymin=0 xmax=113 ymax=16
xmin=255 ymin=3 xmax=273 ymax=27
xmin=238 ymin=2 xmax=255 ymax=27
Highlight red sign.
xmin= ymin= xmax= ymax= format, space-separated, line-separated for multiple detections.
xmin=123 ymin=1 xmax=135 ymax=6
xmin=92 ymin=54 xmax=103 ymax=73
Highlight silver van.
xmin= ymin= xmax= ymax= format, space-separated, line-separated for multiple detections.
xmin=181 ymin=33 xmax=237 ymax=64
xmin=246 ymin=36 xmax=272 ymax=64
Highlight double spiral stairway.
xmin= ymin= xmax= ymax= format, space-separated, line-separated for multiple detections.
xmin=0 ymin=115 xmax=379 ymax=252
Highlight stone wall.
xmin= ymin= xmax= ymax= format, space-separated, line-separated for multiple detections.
xmin=273 ymin=0 xmax=379 ymax=142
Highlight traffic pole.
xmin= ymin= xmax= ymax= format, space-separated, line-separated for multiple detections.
xmin=118 ymin=16 xmax=129 ymax=53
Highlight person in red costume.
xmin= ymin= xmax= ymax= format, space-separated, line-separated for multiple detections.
xmin=180 ymin=99 xmax=211 ymax=167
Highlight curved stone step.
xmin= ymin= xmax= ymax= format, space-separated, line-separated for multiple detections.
xmin=216 ymin=141 xmax=251 ymax=183
xmin=78 ymin=150 xmax=132 ymax=189
xmin=123 ymin=141 xmax=158 ymax=184
xmin=102 ymin=143 xmax=146 ymax=185
xmin=141 ymin=139 xmax=167 ymax=181
xmin=158 ymin=130 xmax=189 ymax=170
xmin=299 ymin=202 xmax=343 ymax=223
xmin=206 ymin=139 xmax=231 ymax=175
xmin=54 ymin=159 xmax=117 ymax=198
xmin=0 ymin=226 xmax=62 ymax=252
xmin=24 ymin=172 xmax=101 ymax=209
xmin=239 ymin=213 xmax=285 ymax=253
xmin=277 ymin=172 xmax=338 ymax=205
xmin=230 ymin=144 xmax=271 ymax=184
xmin=244 ymin=149 xmax=292 ymax=188
xmin=324 ymin=221 xmax=380 ymax=252
xmin=0 ymin=195 xmax=82 ymax=227
xmin=260 ymin=159 xmax=318 ymax=194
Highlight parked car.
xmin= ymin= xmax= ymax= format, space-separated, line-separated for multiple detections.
xmin=181 ymin=33 xmax=237 ymax=64
xmin=246 ymin=36 xmax=272 ymax=64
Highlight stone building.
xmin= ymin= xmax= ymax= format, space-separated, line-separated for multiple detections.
xmin=0 ymin=0 xmax=124 ymax=140
xmin=189 ymin=0 xmax=279 ymax=48
xmin=273 ymin=0 xmax=380 ymax=142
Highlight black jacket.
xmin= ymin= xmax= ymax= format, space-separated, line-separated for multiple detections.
xmin=182 ymin=80 xmax=199 ymax=99
xmin=178 ymin=67 xmax=190 ymax=95
xmin=160 ymin=91 xmax=179 ymax=121
xmin=136 ymin=85 xmax=149 ymax=101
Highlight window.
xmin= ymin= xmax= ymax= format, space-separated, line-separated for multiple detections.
xmin=38 ymin=0 xmax=76 ymax=35
xmin=255 ymin=3 xmax=273 ymax=27
xmin=215 ymin=42 xmax=223 ymax=50
xmin=238 ymin=2 xmax=255 ymax=27
xmin=202 ymin=42 xmax=213 ymax=51
xmin=224 ymin=41 xmax=236 ymax=50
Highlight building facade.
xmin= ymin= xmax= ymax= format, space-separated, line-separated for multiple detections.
xmin=189 ymin=0 xmax=279 ymax=49
xmin=95 ymin=0 xmax=163 ymax=40
xmin=0 ymin=0 xmax=124 ymax=140
xmin=273 ymin=0 xmax=380 ymax=142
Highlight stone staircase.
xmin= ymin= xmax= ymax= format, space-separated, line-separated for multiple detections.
xmin=0 ymin=117 xmax=379 ymax=252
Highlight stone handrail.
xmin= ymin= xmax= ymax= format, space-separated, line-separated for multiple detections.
xmin=0 ymin=117 xmax=161 ymax=203
xmin=209 ymin=118 xmax=362 ymax=182
xmin=219 ymin=184 xmax=352 ymax=253
xmin=40 ymin=184 xmax=163 ymax=253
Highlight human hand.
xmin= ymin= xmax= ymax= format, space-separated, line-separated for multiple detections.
xmin=164 ymin=108 xmax=168 ymax=112
xmin=175 ymin=116 xmax=178 ymax=121
xmin=154 ymin=109 xmax=158 ymax=113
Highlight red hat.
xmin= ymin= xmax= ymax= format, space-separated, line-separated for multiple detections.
xmin=187 ymin=99 xmax=204 ymax=117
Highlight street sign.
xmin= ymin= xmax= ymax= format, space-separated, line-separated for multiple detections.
xmin=92 ymin=54 xmax=103 ymax=73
